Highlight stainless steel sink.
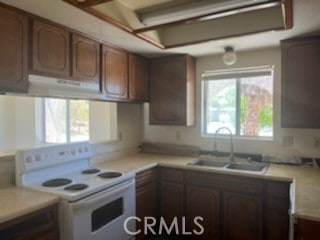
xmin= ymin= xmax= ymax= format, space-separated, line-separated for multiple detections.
xmin=187 ymin=158 xmax=269 ymax=174
xmin=188 ymin=159 xmax=228 ymax=168
xmin=226 ymin=163 xmax=268 ymax=173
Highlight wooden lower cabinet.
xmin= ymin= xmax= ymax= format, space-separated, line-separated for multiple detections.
xmin=34 ymin=230 xmax=59 ymax=240
xmin=136 ymin=169 xmax=158 ymax=240
xmin=160 ymin=181 xmax=184 ymax=224
xmin=185 ymin=185 xmax=220 ymax=240
xmin=0 ymin=204 xmax=59 ymax=240
xmin=265 ymin=181 xmax=290 ymax=240
xmin=295 ymin=218 xmax=320 ymax=240
xmin=139 ymin=168 xmax=290 ymax=240
xmin=223 ymin=191 xmax=263 ymax=240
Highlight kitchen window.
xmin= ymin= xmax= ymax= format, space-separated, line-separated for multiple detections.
xmin=202 ymin=66 xmax=274 ymax=138
xmin=42 ymin=98 xmax=89 ymax=143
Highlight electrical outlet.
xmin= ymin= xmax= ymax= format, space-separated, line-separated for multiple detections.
xmin=176 ymin=130 xmax=181 ymax=141
xmin=313 ymin=137 xmax=320 ymax=148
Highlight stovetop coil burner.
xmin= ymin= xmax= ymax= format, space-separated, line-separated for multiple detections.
xmin=42 ymin=178 xmax=72 ymax=187
xmin=64 ymin=184 xmax=88 ymax=191
xmin=82 ymin=168 xmax=101 ymax=174
xmin=98 ymin=172 xmax=122 ymax=178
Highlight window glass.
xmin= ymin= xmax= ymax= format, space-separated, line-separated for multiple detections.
xmin=70 ymin=100 xmax=89 ymax=142
xmin=45 ymin=99 xmax=67 ymax=143
xmin=203 ymin=68 xmax=273 ymax=138
xmin=240 ymin=76 xmax=273 ymax=137
xmin=44 ymin=98 xmax=89 ymax=143
xmin=206 ymin=79 xmax=236 ymax=134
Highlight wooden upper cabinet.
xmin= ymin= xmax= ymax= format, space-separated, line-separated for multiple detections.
xmin=0 ymin=5 xmax=28 ymax=93
xmin=101 ymin=44 xmax=128 ymax=100
xmin=72 ymin=33 xmax=100 ymax=84
xmin=32 ymin=19 xmax=70 ymax=77
xmin=129 ymin=54 xmax=149 ymax=101
xmin=281 ymin=36 xmax=320 ymax=128
xmin=150 ymin=55 xmax=195 ymax=126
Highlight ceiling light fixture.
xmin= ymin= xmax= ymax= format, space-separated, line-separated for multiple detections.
xmin=223 ymin=47 xmax=237 ymax=66
xmin=140 ymin=0 xmax=268 ymax=26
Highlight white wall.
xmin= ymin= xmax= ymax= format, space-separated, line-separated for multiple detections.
xmin=0 ymin=96 xmax=143 ymax=156
xmin=0 ymin=95 xmax=37 ymax=154
xmin=144 ymin=47 xmax=320 ymax=158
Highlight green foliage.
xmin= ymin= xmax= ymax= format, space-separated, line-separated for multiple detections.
xmin=259 ymin=105 xmax=273 ymax=128
xmin=240 ymin=96 xmax=248 ymax=123
xmin=210 ymin=85 xmax=236 ymax=108
xmin=209 ymin=85 xmax=236 ymax=124
xmin=70 ymin=100 xmax=89 ymax=123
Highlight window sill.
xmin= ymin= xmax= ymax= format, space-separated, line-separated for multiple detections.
xmin=201 ymin=133 xmax=274 ymax=142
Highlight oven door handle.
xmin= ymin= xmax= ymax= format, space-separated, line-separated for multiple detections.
xmin=72 ymin=180 xmax=134 ymax=209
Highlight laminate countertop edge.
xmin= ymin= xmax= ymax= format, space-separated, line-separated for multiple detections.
xmin=0 ymin=187 xmax=60 ymax=224
xmin=96 ymin=152 xmax=320 ymax=222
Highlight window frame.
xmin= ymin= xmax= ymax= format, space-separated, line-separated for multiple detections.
xmin=201 ymin=66 xmax=274 ymax=140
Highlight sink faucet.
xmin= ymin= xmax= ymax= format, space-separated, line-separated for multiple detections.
xmin=213 ymin=127 xmax=234 ymax=162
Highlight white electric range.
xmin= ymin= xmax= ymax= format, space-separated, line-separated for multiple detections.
xmin=15 ymin=142 xmax=136 ymax=240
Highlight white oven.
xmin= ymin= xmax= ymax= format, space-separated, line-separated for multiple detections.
xmin=15 ymin=142 xmax=136 ymax=240
xmin=60 ymin=179 xmax=136 ymax=240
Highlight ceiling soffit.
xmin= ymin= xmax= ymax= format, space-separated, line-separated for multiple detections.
xmin=63 ymin=0 xmax=293 ymax=49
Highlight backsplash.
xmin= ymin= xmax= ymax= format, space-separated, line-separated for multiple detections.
xmin=0 ymin=155 xmax=15 ymax=187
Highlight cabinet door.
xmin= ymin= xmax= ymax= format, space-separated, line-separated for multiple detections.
xmin=295 ymin=219 xmax=320 ymax=240
xmin=34 ymin=230 xmax=59 ymax=240
xmin=32 ymin=19 xmax=70 ymax=77
xmin=72 ymin=33 xmax=100 ymax=85
xmin=0 ymin=6 xmax=28 ymax=93
xmin=101 ymin=45 xmax=128 ymax=99
xmin=150 ymin=55 xmax=195 ymax=125
xmin=223 ymin=191 xmax=263 ymax=240
xmin=185 ymin=185 xmax=220 ymax=240
xmin=265 ymin=182 xmax=290 ymax=240
xmin=136 ymin=182 xmax=157 ymax=240
xmin=129 ymin=54 xmax=149 ymax=101
xmin=281 ymin=37 xmax=320 ymax=128
xmin=161 ymin=181 xmax=184 ymax=225
xmin=265 ymin=198 xmax=289 ymax=240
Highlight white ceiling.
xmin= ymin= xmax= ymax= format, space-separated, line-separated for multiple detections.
xmin=163 ymin=0 xmax=320 ymax=57
xmin=116 ymin=0 xmax=190 ymax=11
xmin=95 ymin=0 xmax=320 ymax=57
xmin=1 ymin=0 xmax=320 ymax=58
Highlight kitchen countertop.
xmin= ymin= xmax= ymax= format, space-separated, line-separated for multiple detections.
xmin=0 ymin=187 xmax=60 ymax=224
xmin=1 ymin=152 xmax=319 ymax=225
xmin=97 ymin=153 xmax=320 ymax=222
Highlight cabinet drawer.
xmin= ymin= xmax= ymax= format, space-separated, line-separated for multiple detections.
xmin=136 ymin=169 xmax=157 ymax=189
xmin=161 ymin=168 xmax=183 ymax=183
xmin=186 ymin=172 xmax=263 ymax=194
xmin=266 ymin=181 xmax=290 ymax=198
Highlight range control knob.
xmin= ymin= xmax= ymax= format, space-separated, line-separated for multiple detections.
xmin=78 ymin=147 xmax=83 ymax=153
xmin=71 ymin=148 xmax=77 ymax=156
xmin=26 ymin=156 xmax=34 ymax=163
xmin=35 ymin=155 xmax=42 ymax=162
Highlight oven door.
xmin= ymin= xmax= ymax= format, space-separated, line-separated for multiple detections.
xmin=63 ymin=179 xmax=135 ymax=240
